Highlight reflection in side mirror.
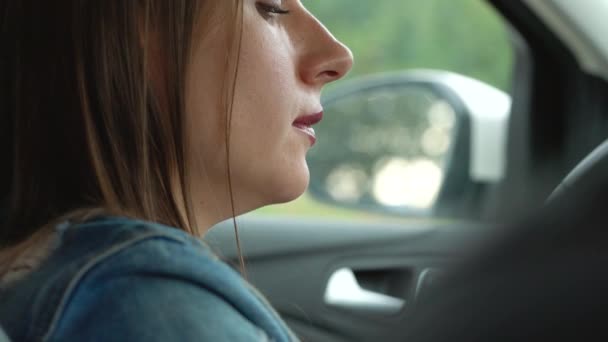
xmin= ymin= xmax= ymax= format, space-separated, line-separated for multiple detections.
xmin=308 ymin=69 xmax=511 ymax=218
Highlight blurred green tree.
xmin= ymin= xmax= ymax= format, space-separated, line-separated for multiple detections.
xmin=305 ymin=0 xmax=512 ymax=91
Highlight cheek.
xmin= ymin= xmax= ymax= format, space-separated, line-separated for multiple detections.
xmin=184 ymin=7 xmax=311 ymax=208
xmin=184 ymin=57 xmax=227 ymax=177
xmin=223 ymin=14 xmax=313 ymax=205
xmin=229 ymin=63 xmax=310 ymax=204
xmin=234 ymin=20 xmax=298 ymax=137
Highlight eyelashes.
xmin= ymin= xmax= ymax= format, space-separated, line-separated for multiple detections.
xmin=255 ymin=2 xmax=290 ymax=19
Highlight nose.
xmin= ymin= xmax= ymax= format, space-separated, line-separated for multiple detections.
xmin=298 ymin=16 xmax=354 ymax=87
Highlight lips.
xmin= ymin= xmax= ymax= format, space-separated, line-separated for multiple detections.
xmin=293 ymin=112 xmax=323 ymax=126
xmin=293 ymin=111 xmax=323 ymax=146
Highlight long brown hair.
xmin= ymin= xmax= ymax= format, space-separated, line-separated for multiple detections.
xmin=0 ymin=1 xmax=245 ymax=268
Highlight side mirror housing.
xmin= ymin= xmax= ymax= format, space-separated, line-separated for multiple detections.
xmin=307 ymin=69 xmax=511 ymax=219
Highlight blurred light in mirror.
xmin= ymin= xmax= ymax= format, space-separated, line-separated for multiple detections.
xmin=428 ymin=101 xmax=456 ymax=130
xmin=422 ymin=100 xmax=456 ymax=157
xmin=349 ymin=125 xmax=415 ymax=154
xmin=368 ymin=93 xmax=397 ymax=118
xmin=372 ymin=157 xmax=442 ymax=208
xmin=421 ymin=127 xmax=450 ymax=157
xmin=326 ymin=165 xmax=368 ymax=202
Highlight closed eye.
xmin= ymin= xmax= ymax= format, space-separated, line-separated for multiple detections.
xmin=256 ymin=2 xmax=290 ymax=19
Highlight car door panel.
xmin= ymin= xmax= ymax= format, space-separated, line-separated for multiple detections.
xmin=206 ymin=217 xmax=483 ymax=341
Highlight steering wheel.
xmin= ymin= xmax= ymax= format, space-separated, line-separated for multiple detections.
xmin=548 ymin=140 xmax=608 ymax=202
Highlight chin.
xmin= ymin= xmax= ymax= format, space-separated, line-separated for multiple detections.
xmin=273 ymin=186 xmax=307 ymax=205
xmin=274 ymin=180 xmax=309 ymax=204
xmin=232 ymin=162 xmax=309 ymax=214
xmin=266 ymin=167 xmax=310 ymax=205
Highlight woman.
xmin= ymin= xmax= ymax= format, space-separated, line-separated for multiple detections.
xmin=0 ymin=0 xmax=352 ymax=340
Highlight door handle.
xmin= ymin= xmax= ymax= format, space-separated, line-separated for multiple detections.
xmin=323 ymin=268 xmax=406 ymax=315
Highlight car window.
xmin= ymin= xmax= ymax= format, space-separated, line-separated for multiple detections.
xmin=252 ymin=0 xmax=513 ymax=222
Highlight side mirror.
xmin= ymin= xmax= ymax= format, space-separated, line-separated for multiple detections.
xmin=308 ymin=69 xmax=511 ymax=219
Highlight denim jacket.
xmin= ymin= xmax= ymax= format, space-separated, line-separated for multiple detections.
xmin=0 ymin=217 xmax=298 ymax=341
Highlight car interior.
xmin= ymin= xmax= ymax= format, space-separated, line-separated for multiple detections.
xmin=205 ymin=0 xmax=608 ymax=340
xmin=2 ymin=0 xmax=608 ymax=341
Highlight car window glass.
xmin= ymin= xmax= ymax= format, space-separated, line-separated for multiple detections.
xmin=252 ymin=0 xmax=513 ymax=222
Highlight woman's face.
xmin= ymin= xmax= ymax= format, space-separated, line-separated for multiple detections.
xmin=185 ymin=0 xmax=353 ymax=227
